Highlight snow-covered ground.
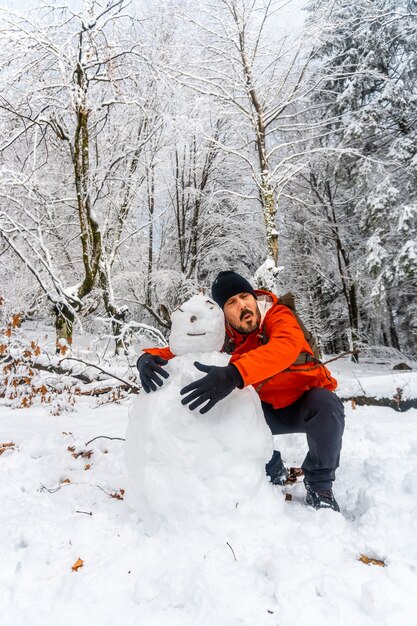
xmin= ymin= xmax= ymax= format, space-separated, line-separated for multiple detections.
xmin=1 ymin=364 xmax=417 ymax=626
xmin=332 ymin=358 xmax=417 ymax=401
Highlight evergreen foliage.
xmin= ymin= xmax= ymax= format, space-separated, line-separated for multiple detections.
xmin=284 ymin=0 xmax=417 ymax=355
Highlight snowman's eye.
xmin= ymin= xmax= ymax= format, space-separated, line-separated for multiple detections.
xmin=205 ymin=299 xmax=215 ymax=309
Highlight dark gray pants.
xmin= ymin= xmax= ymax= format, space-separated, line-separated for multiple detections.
xmin=262 ymin=388 xmax=345 ymax=492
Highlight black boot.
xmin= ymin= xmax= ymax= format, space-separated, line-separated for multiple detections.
xmin=305 ymin=481 xmax=340 ymax=512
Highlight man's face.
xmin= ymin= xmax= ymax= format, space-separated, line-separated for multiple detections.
xmin=223 ymin=292 xmax=260 ymax=334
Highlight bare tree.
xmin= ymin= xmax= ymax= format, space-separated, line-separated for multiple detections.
xmin=161 ymin=0 xmax=316 ymax=280
xmin=0 ymin=1 xmax=161 ymax=348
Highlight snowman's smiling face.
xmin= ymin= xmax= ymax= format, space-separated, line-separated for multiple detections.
xmin=169 ymin=294 xmax=225 ymax=356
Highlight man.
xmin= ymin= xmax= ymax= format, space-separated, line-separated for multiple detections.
xmin=137 ymin=271 xmax=345 ymax=512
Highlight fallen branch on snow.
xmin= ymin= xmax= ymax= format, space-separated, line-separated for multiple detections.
xmin=322 ymin=350 xmax=360 ymax=365
xmin=59 ymin=356 xmax=140 ymax=394
xmin=79 ymin=385 xmax=132 ymax=397
xmin=341 ymin=391 xmax=417 ymax=412
xmin=85 ymin=435 xmax=126 ymax=446
xmin=3 ymin=357 xmax=94 ymax=385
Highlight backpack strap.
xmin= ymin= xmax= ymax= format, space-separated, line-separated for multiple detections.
xmin=292 ymin=352 xmax=322 ymax=365
xmin=278 ymin=293 xmax=321 ymax=361
xmin=258 ymin=298 xmax=322 ymax=366
xmin=222 ymin=331 xmax=235 ymax=355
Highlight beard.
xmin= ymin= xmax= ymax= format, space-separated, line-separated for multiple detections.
xmin=231 ymin=308 xmax=260 ymax=334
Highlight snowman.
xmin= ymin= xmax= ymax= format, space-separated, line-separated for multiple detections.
xmin=125 ymin=294 xmax=273 ymax=531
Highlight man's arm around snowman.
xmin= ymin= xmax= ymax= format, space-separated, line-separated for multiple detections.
xmin=137 ymin=353 xmax=243 ymax=414
xmin=137 ymin=271 xmax=344 ymax=512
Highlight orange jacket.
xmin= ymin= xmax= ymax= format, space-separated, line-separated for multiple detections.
xmin=143 ymin=289 xmax=337 ymax=409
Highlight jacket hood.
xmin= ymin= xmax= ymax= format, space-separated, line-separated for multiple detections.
xmin=254 ymin=289 xmax=278 ymax=306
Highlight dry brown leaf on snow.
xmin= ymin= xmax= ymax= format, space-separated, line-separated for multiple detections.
xmin=0 ymin=442 xmax=16 ymax=456
xmin=111 ymin=488 xmax=125 ymax=500
xmin=358 ymin=554 xmax=386 ymax=567
xmin=61 ymin=478 xmax=71 ymax=484
xmin=56 ymin=341 xmax=69 ymax=356
xmin=30 ymin=341 xmax=41 ymax=356
xmin=67 ymin=446 xmax=94 ymax=460
xmin=72 ymin=558 xmax=84 ymax=572
xmin=11 ymin=313 xmax=21 ymax=327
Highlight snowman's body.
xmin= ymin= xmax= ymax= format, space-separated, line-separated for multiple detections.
xmin=125 ymin=295 xmax=273 ymax=530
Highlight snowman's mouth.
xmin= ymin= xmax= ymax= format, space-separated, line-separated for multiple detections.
xmin=187 ymin=332 xmax=206 ymax=336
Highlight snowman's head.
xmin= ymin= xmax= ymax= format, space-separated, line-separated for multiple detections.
xmin=169 ymin=294 xmax=225 ymax=356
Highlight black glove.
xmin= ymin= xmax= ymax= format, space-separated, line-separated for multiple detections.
xmin=180 ymin=362 xmax=243 ymax=414
xmin=137 ymin=353 xmax=169 ymax=393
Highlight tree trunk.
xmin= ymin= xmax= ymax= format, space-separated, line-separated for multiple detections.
xmin=386 ymin=295 xmax=401 ymax=351
xmin=348 ymin=283 xmax=360 ymax=363
xmin=99 ymin=265 xmax=129 ymax=355
xmin=146 ymin=162 xmax=155 ymax=306
xmin=236 ymin=14 xmax=279 ymax=265
xmin=311 ymin=176 xmax=360 ymax=361
xmin=54 ymin=303 xmax=74 ymax=353
xmin=71 ymin=54 xmax=103 ymax=303
xmin=261 ymin=183 xmax=278 ymax=263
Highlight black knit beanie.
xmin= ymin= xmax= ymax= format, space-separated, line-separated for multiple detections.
xmin=211 ymin=271 xmax=256 ymax=309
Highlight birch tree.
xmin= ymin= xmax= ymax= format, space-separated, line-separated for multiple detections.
xmin=163 ymin=0 xmax=314 ymax=281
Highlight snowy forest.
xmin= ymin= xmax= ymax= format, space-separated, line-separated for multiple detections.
xmin=0 ymin=0 xmax=416 ymax=396
xmin=1 ymin=3 xmax=417 ymax=624
xmin=0 ymin=0 xmax=417 ymax=414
